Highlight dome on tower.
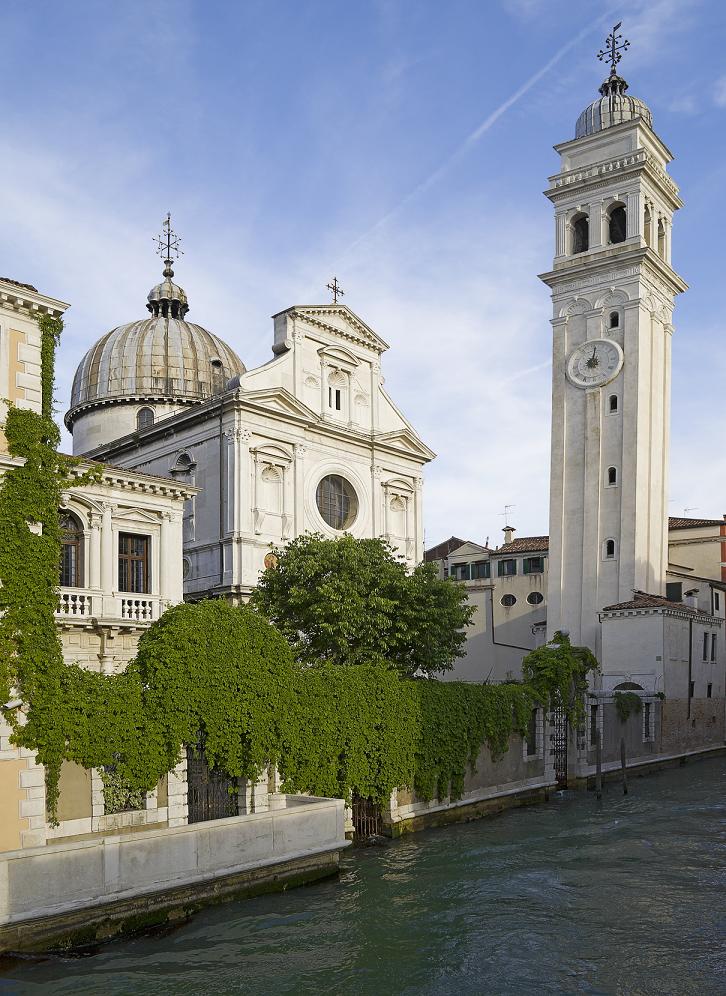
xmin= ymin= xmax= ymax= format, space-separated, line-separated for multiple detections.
xmin=65 ymin=248 xmax=245 ymax=433
xmin=575 ymin=73 xmax=653 ymax=138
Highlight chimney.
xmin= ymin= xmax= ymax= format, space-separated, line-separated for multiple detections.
xmin=684 ymin=588 xmax=698 ymax=610
xmin=503 ymin=525 xmax=516 ymax=545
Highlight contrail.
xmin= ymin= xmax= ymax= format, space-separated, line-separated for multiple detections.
xmin=337 ymin=11 xmax=618 ymax=263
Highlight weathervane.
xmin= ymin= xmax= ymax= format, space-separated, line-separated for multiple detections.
xmin=154 ymin=212 xmax=183 ymax=273
xmin=597 ymin=22 xmax=630 ymax=76
xmin=326 ymin=276 xmax=344 ymax=304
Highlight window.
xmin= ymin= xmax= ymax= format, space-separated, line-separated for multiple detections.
xmin=316 ymin=475 xmax=358 ymax=530
xmin=497 ymin=559 xmax=517 ymax=577
xmin=572 ymin=214 xmax=589 ymax=254
xmin=137 ymin=407 xmax=154 ymax=431
xmin=527 ymin=591 xmax=544 ymax=605
xmin=689 ymin=680 xmax=695 ymax=699
xmin=609 ymin=311 xmax=619 ymax=329
xmin=609 ymin=205 xmax=627 ymax=244
xmin=500 ymin=594 xmax=517 ymax=607
xmin=643 ymin=703 xmax=652 ymax=741
xmin=59 ymin=511 xmax=84 ymax=588
xmin=607 ymin=466 xmax=617 ymax=487
xmin=703 ymin=632 xmax=709 ymax=661
xmin=590 ymin=704 xmax=598 ymax=748
xmin=328 ymin=386 xmax=342 ymax=411
xmin=609 ymin=394 xmax=618 ymax=414
xmin=523 ymin=556 xmax=544 ymax=575
xmin=452 ymin=563 xmax=471 ymax=582
xmin=712 ymin=634 xmax=717 ymax=662
xmin=471 ymin=561 xmax=491 ymax=580
xmin=605 ymin=539 xmax=616 ymax=559
xmin=715 ymin=592 xmax=721 ymax=612
xmin=526 ymin=709 xmax=538 ymax=756
xmin=118 ymin=534 xmax=149 ymax=593
xmin=707 ymin=683 xmax=713 ymax=699
xmin=657 ymin=219 xmax=665 ymax=258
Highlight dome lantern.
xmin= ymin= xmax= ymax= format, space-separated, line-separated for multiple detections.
xmin=575 ymin=22 xmax=653 ymax=139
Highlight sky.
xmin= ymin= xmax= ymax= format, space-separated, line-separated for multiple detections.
xmin=1 ymin=0 xmax=725 ymax=550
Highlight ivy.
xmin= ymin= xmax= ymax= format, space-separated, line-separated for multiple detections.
xmin=521 ymin=631 xmax=599 ymax=729
xmin=614 ymin=691 xmax=643 ymax=723
xmin=101 ymin=766 xmax=146 ymax=815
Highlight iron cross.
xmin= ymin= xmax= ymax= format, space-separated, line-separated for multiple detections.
xmin=598 ymin=22 xmax=630 ymax=74
xmin=326 ymin=276 xmax=345 ymax=304
xmin=155 ymin=212 xmax=183 ymax=263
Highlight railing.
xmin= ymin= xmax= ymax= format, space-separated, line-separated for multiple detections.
xmin=120 ymin=597 xmax=155 ymax=622
xmin=57 ymin=591 xmax=94 ymax=617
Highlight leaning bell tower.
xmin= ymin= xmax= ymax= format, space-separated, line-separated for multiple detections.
xmin=541 ymin=25 xmax=687 ymax=655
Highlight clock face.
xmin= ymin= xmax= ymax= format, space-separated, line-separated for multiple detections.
xmin=566 ymin=338 xmax=623 ymax=389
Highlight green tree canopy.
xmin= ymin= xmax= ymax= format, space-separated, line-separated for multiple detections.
xmin=521 ymin=631 xmax=599 ymax=727
xmin=250 ymin=533 xmax=474 ymax=676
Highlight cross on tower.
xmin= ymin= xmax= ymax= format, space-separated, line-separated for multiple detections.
xmin=597 ymin=22 xmax=630 ymax=75
xmin=154 ymin=212 xmax=183 ymax=266
xmin=326 ymin=276 xmax=345 ymax=304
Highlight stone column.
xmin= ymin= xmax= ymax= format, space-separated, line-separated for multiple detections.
xmin=100 ymin=502 xmax=115 ymax=616
xmin=555 ymin=211 xmax=568 ymax=256
xmin=89 ymin=512 xmax=102 ymax=590
xmin=167 ymin=755 xmax=188 ymax=827
xmin=588 ymin=203 xmax=602 ymax=249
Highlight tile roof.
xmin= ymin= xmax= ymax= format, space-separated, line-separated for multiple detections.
xmin=602 ymin=590 xmax=706 ymax=615
xmin=495 ymin=536 xmax=549 ymax=555
xmin=0 ymin=277 xmax=38 ymax=293
xmin=668 ymin=516 xmax=724 ymax=530
xmin=424 ymin=536 xmax=469 ymax=562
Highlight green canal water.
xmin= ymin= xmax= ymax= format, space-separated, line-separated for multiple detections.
xmin=2 ymin=757 xmax=726 ymax=995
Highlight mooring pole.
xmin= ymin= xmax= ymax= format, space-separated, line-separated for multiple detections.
xmin=595 ymin=729 xmax=602 ymax=800
xmin=620 ymin=737 xmax=628 ymax=795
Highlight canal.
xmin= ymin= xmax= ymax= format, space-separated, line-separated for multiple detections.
xmin=3 ymin=757 xmax=725 ymax=995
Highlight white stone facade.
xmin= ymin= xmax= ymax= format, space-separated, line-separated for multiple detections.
xmin=78 ymin=303 xmax=433 ymax=598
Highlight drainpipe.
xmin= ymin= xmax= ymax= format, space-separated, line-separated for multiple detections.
xmin=687 ymin=615 xmax=693 ymax=721
xmin=219 ymin=398 xmax=225 ymax=592
xmin=488 ymin=586 xmax=533 ymax=653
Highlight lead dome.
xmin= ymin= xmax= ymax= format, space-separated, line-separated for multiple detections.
xmin=575 ymin=72 xmax=653 ymax=139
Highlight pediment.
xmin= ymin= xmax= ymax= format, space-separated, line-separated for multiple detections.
xmin=114 ymin=507 xmax=161 ymax=524
xmin=450 ymin=541 xmax=488 ymax=558
xmin=240 ymin=386 xmax=318 ymax=422
xmin=279 ymin=305 xmax=390 ymax=353
xmin=376 ymin=428 xmax=435 ymax=461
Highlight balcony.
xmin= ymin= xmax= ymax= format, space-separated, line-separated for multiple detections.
xmin=56 ymin=589 xmax=161 ymax=626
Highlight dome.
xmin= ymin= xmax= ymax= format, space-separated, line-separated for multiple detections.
xmin=575 ymin=73 xmax=652 ymax=139
xmin=65 ymin=268 xmax=245 ymax=429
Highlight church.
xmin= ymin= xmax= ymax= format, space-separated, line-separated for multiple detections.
xmin=65 ymin=223 xmax=434 ymax=600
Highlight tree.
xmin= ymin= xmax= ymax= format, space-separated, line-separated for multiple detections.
xmin=521 ymin=631 xmax=599 ymax=728
xmin=251 ymin=533 xmax=473 ymax=676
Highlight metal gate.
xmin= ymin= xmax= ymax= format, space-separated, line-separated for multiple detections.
xmin=550 ymin=708 xmax=568 ymax=788
xmin=351 ymin=794 xmax=382 ymax=839
xmin=186 ymin=742 xmax=238 ymax=824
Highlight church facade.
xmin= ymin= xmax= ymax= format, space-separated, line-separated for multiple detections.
xmin=66 ymin=243 xmax=433 ymax=600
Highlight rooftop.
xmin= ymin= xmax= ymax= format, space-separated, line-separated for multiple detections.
xmin=0 ymin=277 xmax=39 ymax=293
xmin=496 ymin=536 xmax=549 ymax=555
xmin=602 ymin=590 xmax=707 ymax=616
xmin=668 ymin=516 xmax=724 ymax=530
xmin=424 ymin=536 xmax=469 ymax=562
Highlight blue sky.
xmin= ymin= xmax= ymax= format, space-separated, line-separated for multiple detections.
xmin=1 ymin=0 xmax=725 ymax=548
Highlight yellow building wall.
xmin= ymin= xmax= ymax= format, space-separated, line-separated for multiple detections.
xmin=0 ymin=758 xmax=30 ymax=852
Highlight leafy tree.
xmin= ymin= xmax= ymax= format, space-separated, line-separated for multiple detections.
xmin=251 ymin=533 xmax=473 ymax=676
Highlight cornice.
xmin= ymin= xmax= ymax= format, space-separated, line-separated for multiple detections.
xmin=0 ymin=280 xmax=69 ymax=319
xmin=545 ymin=150 xmax=681 ymax=207
xmin=539 ymin=245 xmax=687 ymax=297
xmin=278 ymin=305 xmax=389 ymax=354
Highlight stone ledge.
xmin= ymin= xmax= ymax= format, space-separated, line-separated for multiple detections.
xmin=389 ymin=785 xmax=549 ymax=837
xmin=0 ymin=849 xmax=342 ymax=956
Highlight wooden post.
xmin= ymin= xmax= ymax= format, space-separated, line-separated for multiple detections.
xmin=595 ymin=729 xmax=602 ymax=800
xmin=620 ymin=737 xmax=628 ymax=795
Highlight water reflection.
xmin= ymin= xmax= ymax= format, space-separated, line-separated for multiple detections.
xmin=3 ymin=758 xmax=725 ymax=995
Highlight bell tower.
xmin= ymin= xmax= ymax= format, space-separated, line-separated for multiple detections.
xmin=541 ymin=25 xmax=687 ymax=654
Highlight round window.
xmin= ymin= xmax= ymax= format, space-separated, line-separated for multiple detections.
xmin=527 ymin=591 xmax=544 ymax=605
xmin=501 ymin=594 xmax=517 ymax=608
xmin=316 ymin=475 xmax=358 ymax=530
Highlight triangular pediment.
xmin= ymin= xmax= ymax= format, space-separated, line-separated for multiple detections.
xmin=275 ymin=304 xmax=390 ymax=353
xmin=114 ymin=507 xmax=161 ymax=524
xmin=450 ymin=541 xmax=489 ymax=558
xmin=240 ymin=386 xmax=319 ymax=422
xmin=376 ymin=427 xmax=435 ymax=461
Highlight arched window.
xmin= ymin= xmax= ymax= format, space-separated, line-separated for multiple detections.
xmin=609 ymin=205 xmax=627 ymax=244
xmin=572 ymin=214 xmax=589 ymax=254
xmin=60 ymin=511 xmax=84 ymax=587
xmin=644 ymin=204 xmax=652 ymax=247
xmin=605 ymin=539 xmax=616 ymax=560
xmin=607 ymin=466 xmax=617 ymax=486
xmin=609 ymin=311 xmax=619 ymax=329
xmin=327 ymin=370 xmax=346 ymax=413
xmin=657 ymin=219 xmax=666 ymax=258
xmin=609 ymin=394 xmax=618 ymax=414
xmin=171 ymin=452 xmax=195 ymax=476
xmin=137 ymin=407 xmax=154 ymax=431
xmin=501 ymin=594 xmax=517 ymax=607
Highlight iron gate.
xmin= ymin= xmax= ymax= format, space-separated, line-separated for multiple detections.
xmin=351 ymin=794 xmax=382 ymax=839
xmin=550 ymin=708 xmax=568 ymax=788
xmin=186 ymin=741 xmax=238 ymax=824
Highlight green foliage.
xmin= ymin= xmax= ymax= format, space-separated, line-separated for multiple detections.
xmin=101 ymin=766 xmax=145 ymax=814
xmin=614 ymin=691 xmax=643 ymax=723
xmin=522 ymin=631 xmax=599 ymax=728
xmin=251 ymin=533 xmax=474 ymax=676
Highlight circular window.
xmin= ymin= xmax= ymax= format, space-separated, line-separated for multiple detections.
xmin=501 ymin=594 xmax=517 ymax=608
xmin=316 ymin=475 xmax=358 ymax=531
xmin=527 ymin=591 xmax=544 ymax=605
